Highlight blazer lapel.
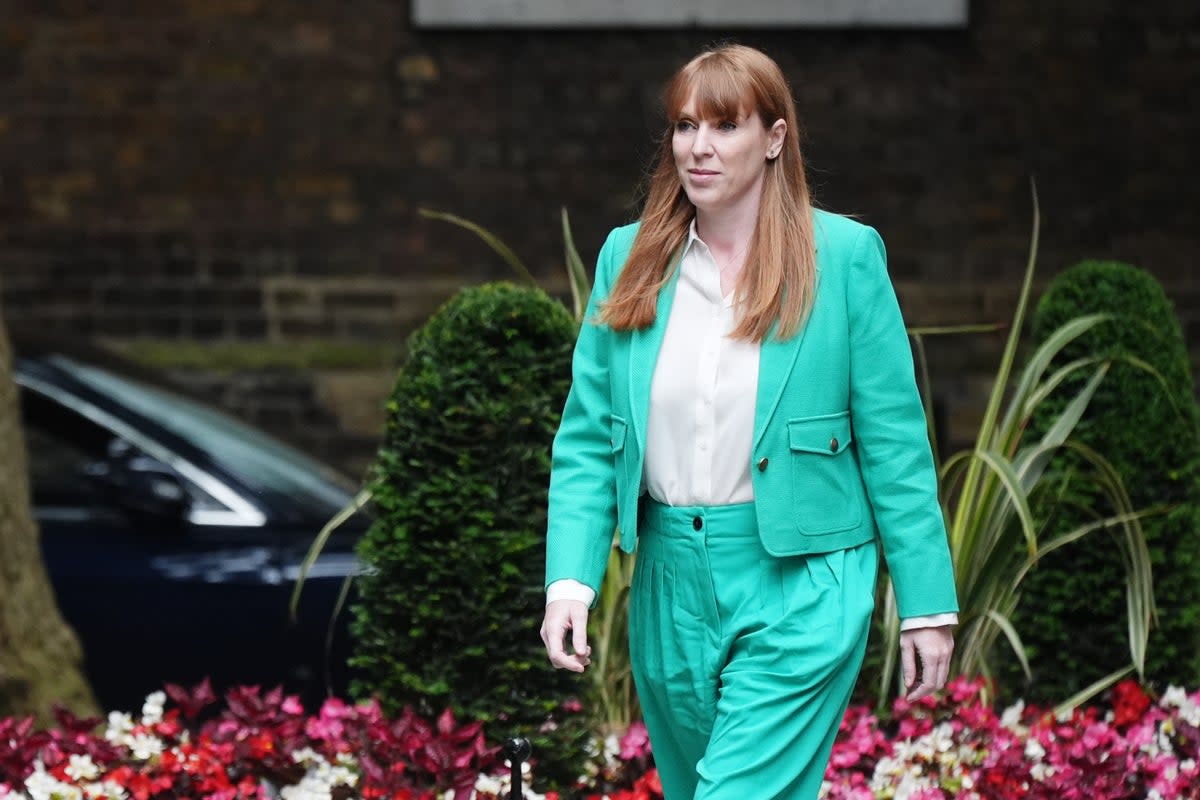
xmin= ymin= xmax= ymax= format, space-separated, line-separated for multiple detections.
xmin=752 ymin=321 xmax=809 ymax=450
xmin=752 ymin=269 xmax=820 ymax=449
xmin=628 ymin=250 xmax=684 ymax=448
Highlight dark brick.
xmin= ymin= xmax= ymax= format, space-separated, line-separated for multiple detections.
xmin=0 ymin=1 xmax=1196 ymax=463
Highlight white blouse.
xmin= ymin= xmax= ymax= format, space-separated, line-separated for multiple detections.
xmin=548 ymin=222 xmax=957 ymax=631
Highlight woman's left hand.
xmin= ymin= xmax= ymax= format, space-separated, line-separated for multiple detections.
xmin=900 ymin=625 xmax=955 ymax=701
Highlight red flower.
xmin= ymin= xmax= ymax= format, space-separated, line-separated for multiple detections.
xmin=1111 ymin=679 xmax=1151 ymax=728
xmin=635 ymin=768 xmax=663 ymax=797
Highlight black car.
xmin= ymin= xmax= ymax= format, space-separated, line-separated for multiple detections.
xmin=12 ymin=337 xmax=367 ymax=711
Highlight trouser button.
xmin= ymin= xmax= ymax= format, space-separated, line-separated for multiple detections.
xmin=692 ymin=516 xmax=703 ymax=531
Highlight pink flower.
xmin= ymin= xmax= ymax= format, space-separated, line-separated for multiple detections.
xmin=619 ymin=720 xmax=652 ymax=761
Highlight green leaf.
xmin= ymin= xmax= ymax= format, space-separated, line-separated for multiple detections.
xmin=418 ymin=208 xmax=538 ymax=285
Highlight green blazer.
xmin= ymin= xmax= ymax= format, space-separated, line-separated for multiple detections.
xmin=545 ymin=209 xmax=958 ymax=619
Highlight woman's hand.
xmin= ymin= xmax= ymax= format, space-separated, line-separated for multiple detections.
xmin=900 ymin=625 xmax=955 ymax=701
xmin=541 ymin=599 xmax=592 ymax=673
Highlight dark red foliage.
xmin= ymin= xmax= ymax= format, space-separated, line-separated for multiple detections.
xmin=164 ymin=677 xmax=219 ymax=720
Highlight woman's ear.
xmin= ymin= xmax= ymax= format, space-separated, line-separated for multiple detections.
xmin=768 ymin=119 xmax=787 ymax=158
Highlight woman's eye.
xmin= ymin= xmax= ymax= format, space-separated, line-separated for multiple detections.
xmin=718 ymin=120 xmax=737 ymax=131
xmin=675 ymin=121 xmax=695 ymax=132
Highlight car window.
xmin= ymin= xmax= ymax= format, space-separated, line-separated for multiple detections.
xmin=52 ymin=356 xmax=356 ymax=516
xmin=22 ymin=403 xmax=111 ymax=509
xmin=20 ymin=388 xmax=234 ymax=514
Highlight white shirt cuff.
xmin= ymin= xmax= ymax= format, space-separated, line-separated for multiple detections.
xmin=546 ymin=578 xmax=596 ymax=607
xmin=900 ymin=613 xmax=959 ymax=631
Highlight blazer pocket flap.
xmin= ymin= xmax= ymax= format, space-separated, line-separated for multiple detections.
xmin=610 ymin=416 xmax=628 ymax=452
xmin=788 ymin=412 xmax=853 ymax=455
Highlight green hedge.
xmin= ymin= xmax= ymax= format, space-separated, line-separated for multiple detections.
xmin=348 ymin=282 xmax=590 ymax=788
xmin=1012 ymin=260 xmax=1200 ymax=700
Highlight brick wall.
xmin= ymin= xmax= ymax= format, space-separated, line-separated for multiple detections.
xmin=1 ymin=1 xmax=1197 ymax=472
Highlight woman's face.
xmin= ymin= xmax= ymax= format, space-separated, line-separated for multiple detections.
xmin=672 ymin=92 xmax=786 ymax=217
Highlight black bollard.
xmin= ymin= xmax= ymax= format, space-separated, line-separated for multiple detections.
xmin=502 ymin=737 xmax=532 ymax=800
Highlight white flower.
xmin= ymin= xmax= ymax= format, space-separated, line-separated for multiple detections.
xmin=928 ymin=722 xmax=956 ymax=753
xmin=474 ymin=773 xmax=504 ymax=795
xmin=1000 ymin=700 xmax=1025 ymax=729
xmin=602 ymin=733 xmax=620 ymax=765
xmin=1024 ymin=739 xmax=1046 ymax=761
xmin=280 ymin=775 xmax=332 ymax=800
xmin=291 ymin=748 xmax=326 ymax=766
xmin=64 ymin=755 xmax=99 ymax=783
xmin=129 ymin=733 xmax=164 ymax=761
xmin=103 ymin=713 xmax=134 ymax=745
xmin=25 ymin=764 xmax=82 ymax=800
xmin=1162 ymin=686 xmax=1188 ymax=708
xmin=1180 ymin=699 xmax=1200 ymax=728
xmin=326 ymin=767 xmax=357 ymax=788
xmin=1157 ymin=726 xmax=1177 ymax=755
xmin=82 ymin=781 xmax=127 ymax=800
xmin=1181 ymin=758 xmax=1197 ymax=772
xmin=471 ymin=770 xmax=545 ymax=800
xmin=891 ymin=771 xmax=935 ymax=800
xmin=1030 ymin=762 xmax=1053 ymax=782
xmin=140 ymin=692 xmax=166 ymax=726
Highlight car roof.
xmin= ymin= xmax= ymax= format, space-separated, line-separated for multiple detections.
xmin=9 ymin=331 xmax=361 ymax=526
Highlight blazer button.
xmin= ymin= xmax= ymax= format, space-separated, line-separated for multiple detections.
xmin=830 ymin=437 xmax=839 ymax=453
xmin=757 ymin=457 xmax=769 ymax=472
xmin=692 ymin=516 xmax=703 ymax=531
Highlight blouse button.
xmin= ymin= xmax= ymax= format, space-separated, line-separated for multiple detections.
xmin=757 ymin=457 xmax=769 ymax=472
xmin=830 ymin=437 xmax=840 ymax=453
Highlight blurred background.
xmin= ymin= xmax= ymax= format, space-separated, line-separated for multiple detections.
xmin=1 ymin=0 xmax=1195 ymax=480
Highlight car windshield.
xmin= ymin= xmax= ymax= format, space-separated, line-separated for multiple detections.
xmin=52 ymin=355 xmax=358 ymax=517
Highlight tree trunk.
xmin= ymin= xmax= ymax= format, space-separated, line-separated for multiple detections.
xmin=0 ymin=313 xmax=97 ymax=719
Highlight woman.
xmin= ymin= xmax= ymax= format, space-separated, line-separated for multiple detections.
xmin=541 ymin=44 xmax=958 ymax=800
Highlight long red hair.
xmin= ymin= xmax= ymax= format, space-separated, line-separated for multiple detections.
xmin=600 ymin=44 xmax=817 ymax=341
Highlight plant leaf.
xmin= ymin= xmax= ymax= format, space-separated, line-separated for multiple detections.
xmin=419 ymin=208 xmax=538 ymax=285
xmin=290 ymin=488 xmax=371 ymax=620
xmin=561 ymin=207 xmax=592 ymax=321
xmin=1052 ymin=665 xmax=1135 ymax=719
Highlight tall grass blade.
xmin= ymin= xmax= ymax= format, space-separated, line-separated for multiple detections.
xmin=876 ymin=575 xmax=902 ymax=713
xmin=290 ymin=488 xmax=372 ymax=620
xmin=983 ymin=609 xmax=1032 ymax=680
xmin=561 ymin=207 xmax=592 ymax=321
xmin=953 ymin=182 xmax=1040 ymax=538
xmin=419 ymin=208 xmax=538 ymax=285
xmin=1052 ymin=665 xmax=1135 ymax=719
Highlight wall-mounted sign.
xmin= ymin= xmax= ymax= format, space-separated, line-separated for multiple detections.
xmin=411 ymin=0 xmax=968 ymax=29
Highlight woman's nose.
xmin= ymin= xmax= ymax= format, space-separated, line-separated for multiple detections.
xmin=692 ymin=125 xmax=714 ymax=156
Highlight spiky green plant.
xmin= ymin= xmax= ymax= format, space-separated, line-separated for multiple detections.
xmin=875 ymin=184 xmax=1158 ymax=714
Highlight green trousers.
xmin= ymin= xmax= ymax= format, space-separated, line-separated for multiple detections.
xmin=629 ymin=500 xmax=877 ymax=800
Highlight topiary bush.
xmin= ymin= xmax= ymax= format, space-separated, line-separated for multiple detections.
xmin=1011 ymin=260 xmax=1200 ymax=700
xmin=349 ymin=281 xmax=590 ymax=789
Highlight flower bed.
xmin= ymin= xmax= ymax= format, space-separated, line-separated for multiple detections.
xmin=0 ymin=678 xmax=1197 ymax=799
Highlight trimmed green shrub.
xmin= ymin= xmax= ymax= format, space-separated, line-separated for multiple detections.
xmin=1012 ymin=260 xmax=1200 ymax=700
xmin=349 ymin=282 xmax=590 ymax=788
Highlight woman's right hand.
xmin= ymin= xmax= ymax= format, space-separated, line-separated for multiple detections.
xmin=541 ymin=599 xmax=592 ymax=673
